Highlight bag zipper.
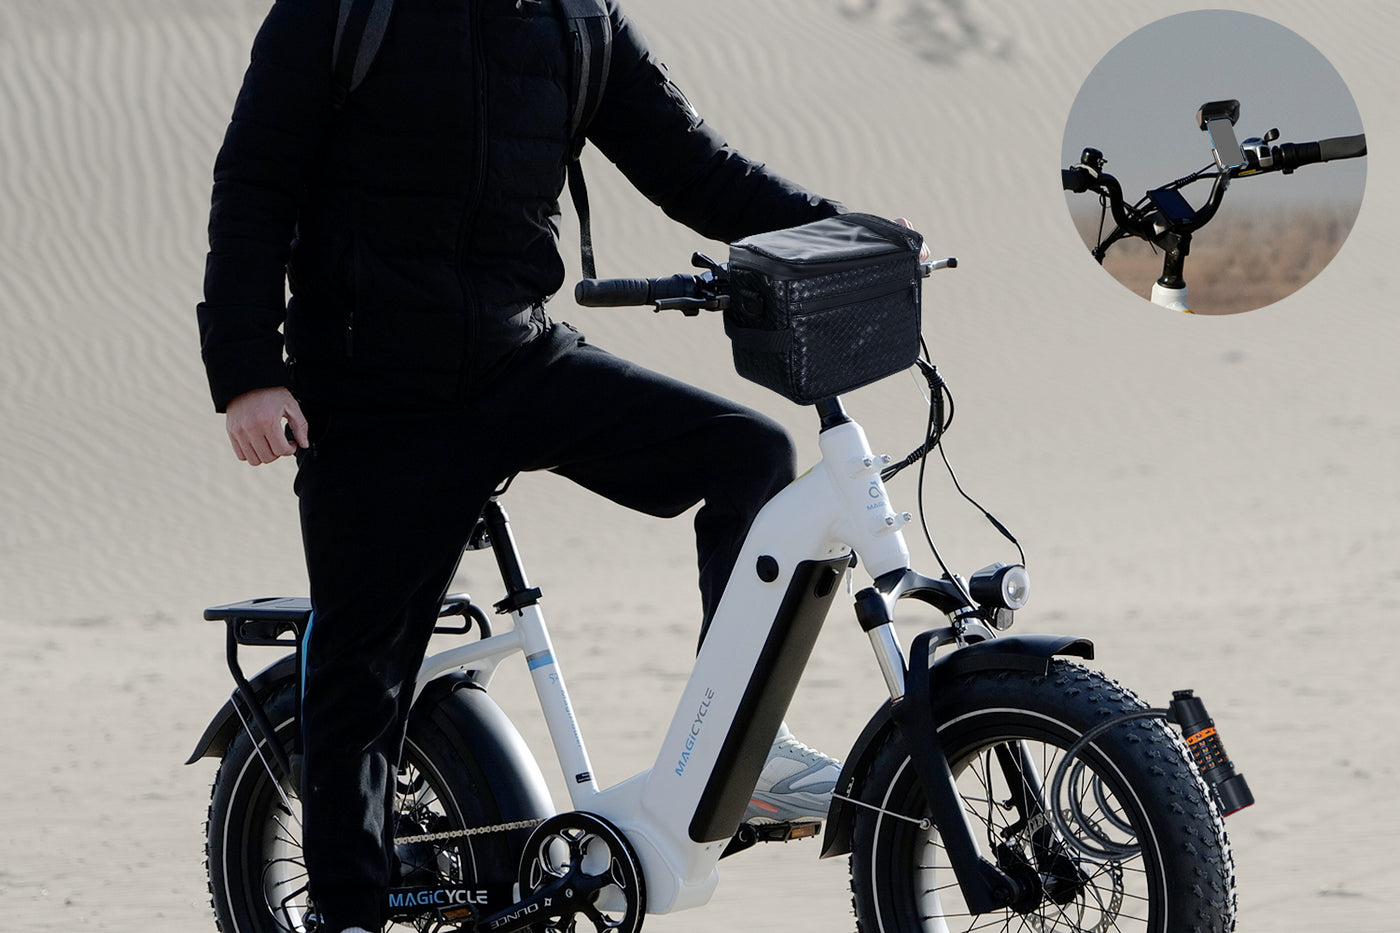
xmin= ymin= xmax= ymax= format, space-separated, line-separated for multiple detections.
xmin=795 ymin=277 xmax=917 ymax=314
xmin=731 ymin=214 xmax=919 ymax=271
xmin=731 ymin=248 xmax=916 ymax=281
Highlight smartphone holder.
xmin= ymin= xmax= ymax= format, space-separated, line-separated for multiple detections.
xmin=1197 ymin=99 xmax=1246 ymax=173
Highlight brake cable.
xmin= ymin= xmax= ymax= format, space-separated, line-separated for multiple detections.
xmin=883 ymin=352 xmax=1026 ymax=568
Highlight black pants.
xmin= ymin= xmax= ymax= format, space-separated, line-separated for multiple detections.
xmin=294 ymin=323 xmax=795 ymax=932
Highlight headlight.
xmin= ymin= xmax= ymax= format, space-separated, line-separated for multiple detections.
xmin=969 ymin=562 xmax=1030 ymax=611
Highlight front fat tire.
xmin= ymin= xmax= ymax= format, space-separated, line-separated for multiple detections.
xmin=205 ymin=685 xmax=522 ymax=933
xmin=849 ymin=661 xmax=1236 ymax=933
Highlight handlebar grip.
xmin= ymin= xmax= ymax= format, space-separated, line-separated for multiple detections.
xmin=1275 ymin=141 xmax=1321 ymax=172
xmin=1062 ymin=166 xmax=1094 ymax=193
xmin=574 ymin=277 xmax=655 ymax=306
xmin=1318 ymin=133 xmax=1367 ymax=162
xmin=1274 ymin=133 xmax=1367 ymax=173
xmin=574 ymin=273 xmax=704 ymax=307
xmin=649 ymin=273 xmax=703 ymax=302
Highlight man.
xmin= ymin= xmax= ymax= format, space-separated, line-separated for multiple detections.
xmin=199 ymin=1 xmax=846 ymax=931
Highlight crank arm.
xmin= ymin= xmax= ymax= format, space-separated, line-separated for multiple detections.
xmin=476 ymin=868 xmax=602 ymax=933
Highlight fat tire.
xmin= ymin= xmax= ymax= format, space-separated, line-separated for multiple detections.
xmin=849 ymin=660 xmax=1236 ymax=933
xmin=205 ymin=684 xmax=523 ymax=933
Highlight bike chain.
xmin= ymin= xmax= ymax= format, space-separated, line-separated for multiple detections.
xmin=394 ymin=818 xmax=544 ymax=846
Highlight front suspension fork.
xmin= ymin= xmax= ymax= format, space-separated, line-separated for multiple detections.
xmin=885 ymin=627 xmax=1025 ymax=913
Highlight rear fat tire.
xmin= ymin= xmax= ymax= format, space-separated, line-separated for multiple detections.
xmin=205 ymin=684 xmax=525 ymax=933
xmin=849 ymin=661 xmax=1236 ymax=933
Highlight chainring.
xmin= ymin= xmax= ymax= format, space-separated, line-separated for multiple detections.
xmin=516 ymin=812 xmax=646 ymax=933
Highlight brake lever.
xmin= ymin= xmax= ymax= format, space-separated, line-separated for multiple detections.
xmin=653 ymin=260 xmax=731 ymax=313
xmin=654 ymin=295 xmax=729 ymax=315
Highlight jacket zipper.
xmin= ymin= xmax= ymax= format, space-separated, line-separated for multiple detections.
xmin=345 ymin=232 xmax=359 ymax=357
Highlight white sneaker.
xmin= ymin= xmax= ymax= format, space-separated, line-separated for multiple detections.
xmin=744 ymin=727 xmax=842 ymax=824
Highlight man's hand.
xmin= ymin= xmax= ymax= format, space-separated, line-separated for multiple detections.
xmin=225 ymin=386 xmax=310 ymax=465
xmin=894 ymin=216 xmax=933 ymax=262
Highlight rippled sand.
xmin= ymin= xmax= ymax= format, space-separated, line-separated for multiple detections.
xmin=2 ymin=1 xmax=1397 ymax=930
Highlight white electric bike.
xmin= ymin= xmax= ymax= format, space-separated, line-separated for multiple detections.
xmin=1063 ymin=98 xmax=1367 ymax=312
xmin=191 ymin=257 xmax=1248 ymax=933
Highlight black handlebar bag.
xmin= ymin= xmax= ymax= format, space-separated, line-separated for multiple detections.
xmin=724 ymin=213 xmax=923 ymax=405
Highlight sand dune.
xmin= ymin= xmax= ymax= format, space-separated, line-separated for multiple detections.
xmin=2 ymin=1 xmax=1399 ymax=931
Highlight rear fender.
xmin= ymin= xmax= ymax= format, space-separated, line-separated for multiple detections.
xmin=422 ymin=677 xmax=555 ymax=821
xmin=186 ymin=665 xmax=552 ymax=822
xmin=819 ymin=633 xmax=1093 ymax=859
xmin=185 ymin=655 xmax=298 ymax=765
xmin=182 ymin=661 xmax=492 ymax=767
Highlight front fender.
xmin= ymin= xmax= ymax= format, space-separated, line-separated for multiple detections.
xmin=819 ymin=633 xmax=1093 ymax=859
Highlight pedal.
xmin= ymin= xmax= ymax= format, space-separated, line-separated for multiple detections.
xmin=720 ymin=820 xmax=823 ymax=859
xmin=754 ymin=820 xmax=822 ymax=842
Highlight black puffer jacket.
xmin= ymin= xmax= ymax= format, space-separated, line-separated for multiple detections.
xmin=198 ymin=0 xmax=843 ymax=411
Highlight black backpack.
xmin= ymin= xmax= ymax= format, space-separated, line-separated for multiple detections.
xmin=331 ymin=0 xmax=612 ymax=277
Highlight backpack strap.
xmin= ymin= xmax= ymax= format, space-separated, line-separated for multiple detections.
xmin=332 ymin=0 xmax=395 ymax=109
xmin=559 ymin=0 xmax=612 ymax=278
xmin=559 ymin=0 xmax=612 ymax=156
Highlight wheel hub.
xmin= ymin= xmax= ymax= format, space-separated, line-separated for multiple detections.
xmin=993 ymin=842 xmax=1044 ymax=914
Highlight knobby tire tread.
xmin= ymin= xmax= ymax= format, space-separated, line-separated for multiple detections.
xmin=848 ymin=660 xmax=1236 ymax=933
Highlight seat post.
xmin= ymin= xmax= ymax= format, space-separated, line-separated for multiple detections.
xmin=481 ymin=499 xmax=535 ymax=604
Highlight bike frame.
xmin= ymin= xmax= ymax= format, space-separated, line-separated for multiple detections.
xmin=413 ymin=400 xmax=918 ymax=914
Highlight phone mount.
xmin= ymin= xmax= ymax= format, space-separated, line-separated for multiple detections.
xmin=1197 ymin=99 xmax=1246 ymax=172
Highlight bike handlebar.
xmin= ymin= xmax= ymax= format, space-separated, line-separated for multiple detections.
xmin=1061 ymin=166 xmax=1093 ymax=194
xmin=1318 ymin=133 xmax=1368 ymax=161
xmin=576 ymin=257 xmax=948 ymax=313
xmin=1272 ymin=133 xmax=1367 ymax=172
xmin=575 ymin=273 xmax=704 ymax=307
xmin=1063 ymin=130 xmax=1367 ymax=248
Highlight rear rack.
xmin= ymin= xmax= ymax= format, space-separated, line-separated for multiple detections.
xmin=205 ymin=597 xmax=312 ymax=646
xmin=202 ymin=593 xmax=492 ymax=787
xmin=205 ymin=594 xmax=492 ymax=646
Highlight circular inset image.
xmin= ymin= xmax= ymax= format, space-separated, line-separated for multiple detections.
xmin=1060 ymin=11 xmax=1366 ymax=314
